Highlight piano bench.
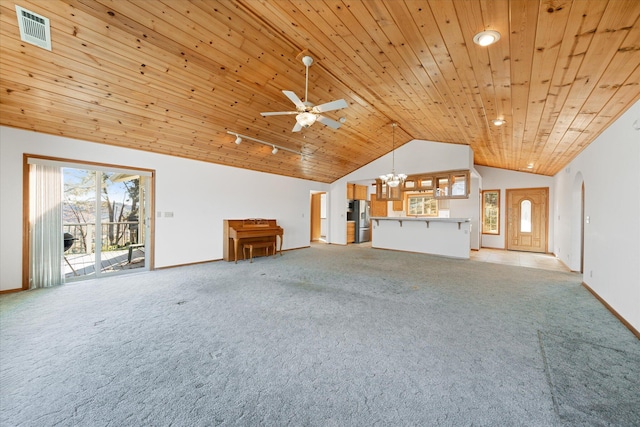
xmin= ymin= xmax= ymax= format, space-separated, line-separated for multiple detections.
xmin=242 ymin=241 xmax=276 ymax=263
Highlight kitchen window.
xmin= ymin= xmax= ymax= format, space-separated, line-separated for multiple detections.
xmin=407 ymin=192 xmax=438 ymax=216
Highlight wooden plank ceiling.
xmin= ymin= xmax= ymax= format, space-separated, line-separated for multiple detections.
xmin=1 ymin=0 xmax=639 ymax=183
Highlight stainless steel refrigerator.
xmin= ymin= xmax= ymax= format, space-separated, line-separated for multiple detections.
xmin=354 ymin=200 xmax=370 ymax=243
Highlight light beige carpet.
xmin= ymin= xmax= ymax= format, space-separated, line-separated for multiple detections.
xmin=2 ymin=243 xmax=638 ymax=426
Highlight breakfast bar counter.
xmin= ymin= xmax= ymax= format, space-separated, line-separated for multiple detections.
xmin=370 ymin=217 xmax=471 ymax=259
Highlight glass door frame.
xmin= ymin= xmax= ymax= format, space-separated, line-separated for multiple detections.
xmin=22 ymin=154 xmax=155 ymax=288
xmin=64 ymin=168 xmax=151 ymax=281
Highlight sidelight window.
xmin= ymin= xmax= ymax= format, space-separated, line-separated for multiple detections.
xmin=482 ymin=190 xmax=500 ymax=234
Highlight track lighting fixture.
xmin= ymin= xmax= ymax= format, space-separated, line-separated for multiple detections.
xmin=226 ymin=131 xmax=303 ymax=157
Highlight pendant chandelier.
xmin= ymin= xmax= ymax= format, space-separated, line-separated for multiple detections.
xmin=379 ymin=123 xmax=406 ymax=188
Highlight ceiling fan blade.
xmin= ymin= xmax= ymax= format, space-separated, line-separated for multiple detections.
xmin=313 ymin=99 xmax=348 ymax=113
xmin=316 ymin=115 xmax=342 ymax=129
xmin=260 ymin=111 xmax=298 ymax=116
xmin=292 ymin=121 xmax=303 ymax=132
xmin=282 ymin=90 xmax=306 ymax=109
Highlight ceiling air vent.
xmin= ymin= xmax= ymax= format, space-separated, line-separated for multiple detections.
xmin=15 ymin=5 xmax=51 ymax=51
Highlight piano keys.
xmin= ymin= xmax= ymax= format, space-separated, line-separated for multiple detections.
xmin=223 ymin=219 xmax=284 ymax=263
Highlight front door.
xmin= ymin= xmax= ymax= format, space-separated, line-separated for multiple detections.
xmin=506 ymin=187 xmax=548 ymax=253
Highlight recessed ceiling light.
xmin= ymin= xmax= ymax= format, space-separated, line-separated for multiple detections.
xmin=492 ymin=119 xmax=505 ymax=126
xmin=527 ymin=163 xmax=534 ymax=169
xmin=473 ymin=30 xmax=501 ymax=47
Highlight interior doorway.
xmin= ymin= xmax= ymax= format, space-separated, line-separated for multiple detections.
xmin=310 ymin=192 xmax=326 ymax=242
xmin=506 ymin=187 xmax=548 ymax=253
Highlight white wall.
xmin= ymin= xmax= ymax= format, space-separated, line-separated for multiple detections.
xmin=459 ymin=173 xmax=481 ymax=250
xmin=329 ymin=140 xmax=474 ymax=245
xmin=0 ymin=126 xmax=328 ymax=291
xmin=474 ymin=165 xmax=555 ymax=251
xmin=553 ymin=100 xmax=640 ymax=332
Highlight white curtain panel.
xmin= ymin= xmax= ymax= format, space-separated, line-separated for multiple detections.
xmin=29 ymin=164 xmax=63 ymax=288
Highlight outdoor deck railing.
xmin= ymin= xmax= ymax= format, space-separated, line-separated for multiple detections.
xmin=64 ymin=221 xmax=141 ymax=254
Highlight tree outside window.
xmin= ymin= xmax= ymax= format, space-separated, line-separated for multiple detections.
xmin=482 ymin=190 xmax=500 ymax=234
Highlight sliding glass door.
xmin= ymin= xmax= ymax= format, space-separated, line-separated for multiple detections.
xmin=27 ymin=156 xmax=153 ymax=287
xmin=63 ymin=167 xmax=150 ymax=280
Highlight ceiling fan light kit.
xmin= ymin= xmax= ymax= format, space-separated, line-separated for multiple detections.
xmin=473 ymin=30 xmax=501 ymax=47
xmin=296 ymin=112 xmax=317 ymax=128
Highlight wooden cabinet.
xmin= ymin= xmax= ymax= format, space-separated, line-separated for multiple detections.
xmin=347 ymin=221 xmax=355 ymax=243
xmin=434 ymin=171 xmax=469 ymax=199
xmin=377 ymin=170 xmax=470 ymax=201
xmin=348 ymin=183 xmax=368 ymax=200
xmin=354 ymin=184 xmax=368 ymax=200
xmin=392 ymin=199 xmax=403 ymax=211
xmin=370 ymin=194 xmax=387 ymax=217
xmin=375 ymin=179 xmax=403 ymax=201
xmin=346 ymin=183 xmax=355 ymax=199
xmin=403 ymin=176 xmax=433 ymax=192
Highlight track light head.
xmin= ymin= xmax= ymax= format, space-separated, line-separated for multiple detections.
xmin=272 ymin=146 xmax=278 ymax=155
xmin=235 ymin=136 xmax=242 ymax=145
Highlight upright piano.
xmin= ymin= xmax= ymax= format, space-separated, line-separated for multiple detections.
xmin=223 ymin=219 xmax=284 ymax=263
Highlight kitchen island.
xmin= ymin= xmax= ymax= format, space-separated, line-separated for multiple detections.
xmin=371 ymin=217 xmax=471 ymax=259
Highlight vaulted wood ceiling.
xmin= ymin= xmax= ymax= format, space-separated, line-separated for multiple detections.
xmin=1 ymin=0 xmax=639 ymax=183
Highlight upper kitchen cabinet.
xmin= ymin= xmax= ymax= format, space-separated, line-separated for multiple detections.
xmin=354 ymin=184 xmax=368 ymax=200
xmin=347 ymin=183 xmax=355 ymax=200
xmin=376 ymin=170 xmax=469 ymax=201
xmin=348 ymin=183 xmax=368 ymax=200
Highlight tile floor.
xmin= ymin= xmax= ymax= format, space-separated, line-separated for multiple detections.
xmin=471 ymin=248 xmax=572 ymax=272
xmin=345 ymin=241 xmax=573 ymax=273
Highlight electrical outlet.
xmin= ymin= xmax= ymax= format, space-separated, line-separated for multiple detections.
xmin=164 ymin=211 xmax=174 ymax=218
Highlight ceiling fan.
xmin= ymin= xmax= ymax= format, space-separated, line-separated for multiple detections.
xmin=260 ymin=55 xmax=348 ymax=132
